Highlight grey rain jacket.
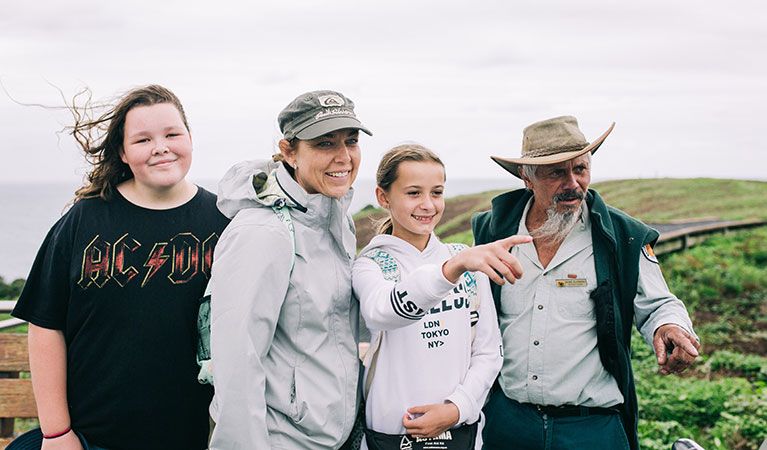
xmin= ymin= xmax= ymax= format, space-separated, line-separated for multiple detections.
xmin=208 ymin=159 xmax=360 ymax=449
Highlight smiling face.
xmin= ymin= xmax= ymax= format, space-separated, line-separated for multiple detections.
xmin=377 ymin=160 xmax=446 ymax=250
xmin=280 ymin=128 xmax=360 ymax=198
xmin=522 ymin=153 xmax=591 ymax=219
xmin=120 ymin=103 xmax=193 ymax=194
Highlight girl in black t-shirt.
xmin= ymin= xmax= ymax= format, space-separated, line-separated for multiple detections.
xmin=12 ymin=85 xmax=228 ymax=450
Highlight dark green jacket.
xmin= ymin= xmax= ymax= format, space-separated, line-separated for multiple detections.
xmin=471 ymin=188 xmax=659 ymax=450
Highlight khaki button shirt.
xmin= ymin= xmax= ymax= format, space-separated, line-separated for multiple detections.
xmin=498 ymin=199 xmax=696 ymax=407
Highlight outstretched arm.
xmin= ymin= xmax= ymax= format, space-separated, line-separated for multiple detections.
xmin=355 ymin=235 xmax=530 ymax=332
xmin=442 ymin=235 xmax=532 ymax=285
xmin=354 ymin=258 xmax=457 ymax=331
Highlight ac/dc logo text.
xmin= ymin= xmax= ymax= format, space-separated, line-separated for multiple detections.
xmin=77 ymin=232 xmax=218 ymax=289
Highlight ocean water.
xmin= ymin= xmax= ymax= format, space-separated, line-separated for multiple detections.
xmin=0 ymin=177 xmax=518 ymax=280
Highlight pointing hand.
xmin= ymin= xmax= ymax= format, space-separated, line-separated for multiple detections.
xmin=442 ymin=235 xmax=533 ymax=285
xmin=654 ymin=324 xmax=700 ymax=375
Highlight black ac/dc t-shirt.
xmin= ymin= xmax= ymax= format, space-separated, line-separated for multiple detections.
xmin=13 ymin=187 xmax=230 ymax=450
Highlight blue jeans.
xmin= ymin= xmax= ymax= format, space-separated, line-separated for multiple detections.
xmin=482 ymin=390 xmax=630 ymax=450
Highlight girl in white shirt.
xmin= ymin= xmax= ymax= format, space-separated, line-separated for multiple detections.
xmin=353 ymin=144 xmax=531 ymax=450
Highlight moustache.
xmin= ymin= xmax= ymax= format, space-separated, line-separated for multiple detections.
xmin=553 ymin=190 xmax=584 ymax=204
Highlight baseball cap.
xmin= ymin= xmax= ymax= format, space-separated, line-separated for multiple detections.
xmin=278 ymin=90 xmax=372 ymax=141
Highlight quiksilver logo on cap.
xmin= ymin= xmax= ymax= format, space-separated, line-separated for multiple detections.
xmin=318 ymin=94 xmax=345 ymax=107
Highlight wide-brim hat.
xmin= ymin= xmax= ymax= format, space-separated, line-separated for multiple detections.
xmin=491 ymin=115 xmax=615 ymax=179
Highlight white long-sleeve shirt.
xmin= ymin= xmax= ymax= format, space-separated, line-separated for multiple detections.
xmin=353 ymin=233 xmax=503 ymax=449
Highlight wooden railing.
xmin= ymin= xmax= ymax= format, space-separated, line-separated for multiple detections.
xmin=652 ymin=218 xmax=767 ymax=255
xmin=0 ymin=334 xmax=36 ymax=448
xmin=0 ymin=302 xmax=23 ymax=333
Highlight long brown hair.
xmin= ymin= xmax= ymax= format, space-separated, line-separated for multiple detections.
xmin=375 ymin=144 xmax=445 ymax=235
xmin=69 ymin=85 xmax=189 ymax=203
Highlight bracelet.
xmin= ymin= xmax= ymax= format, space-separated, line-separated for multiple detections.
xmin=43 ymin=426 xmax=72 ymax=439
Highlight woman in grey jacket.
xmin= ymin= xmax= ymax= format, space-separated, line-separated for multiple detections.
xmin=208 ymin=90 xmax=372 ymax=449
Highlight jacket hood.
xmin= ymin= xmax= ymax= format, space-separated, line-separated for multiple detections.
xmin=216 ymin=159 xmax=298 ymax=219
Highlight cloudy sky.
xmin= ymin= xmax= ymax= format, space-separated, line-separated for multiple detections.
xmin=1 ymin=0 xmax=765 ymax=186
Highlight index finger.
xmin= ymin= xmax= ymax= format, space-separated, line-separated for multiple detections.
xmin=664 ymin=351 xmax=695 ymax=374
xmin=667 ymin=330 xmax=700 ymax=357
xmin=497 ymin=234 xmax=533 ymax=250
xmin=653 ymin=334 xmax=668 ymax=365
xmin=673 ymin=337 xmax=700 ymax=358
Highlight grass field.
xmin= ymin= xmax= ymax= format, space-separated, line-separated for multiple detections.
xmin=635 ymin=227 xmax=767 ymax=449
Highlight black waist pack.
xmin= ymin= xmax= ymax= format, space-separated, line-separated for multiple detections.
xmin=364 ymin=422 xmax=478 ymax=450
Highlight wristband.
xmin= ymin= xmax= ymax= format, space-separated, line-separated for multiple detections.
xmin=43 ymin=426 xmax=72 ymax=439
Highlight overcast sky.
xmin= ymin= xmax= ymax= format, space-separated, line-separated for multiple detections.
xmin=1 ymin=0 xmax=765 ymax=186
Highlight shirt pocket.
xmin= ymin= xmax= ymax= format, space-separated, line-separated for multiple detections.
xmin=500 ymin=283 xmax=529 ymax=317
xmin=556 ymin=284 xmax=596 ymax=320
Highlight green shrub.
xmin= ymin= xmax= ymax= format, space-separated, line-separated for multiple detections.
xmin=633 ymin=227 xmax=767 ymax=448
xmin=661 ymin=228 xmax=767 ymax=313
xmin=0 ymin=277 xmax=25 ymax=300
xmin=638 ymin=419 xmax=691 ymax=450
xmin=708 ymin=350 xmax=767 ymax=381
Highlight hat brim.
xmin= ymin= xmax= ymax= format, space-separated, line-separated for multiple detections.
xmin=491 ymin=122 xmax=615 ymax=179
xmin=294 ymin=117 xmax=373 ymax=140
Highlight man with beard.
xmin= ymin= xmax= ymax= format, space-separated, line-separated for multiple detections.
xmin=472 ymin=116 xmax=699 ymax=450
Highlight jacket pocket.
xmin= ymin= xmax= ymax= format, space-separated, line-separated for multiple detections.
xmin=288 ymin=367 xmax=307 ymax=424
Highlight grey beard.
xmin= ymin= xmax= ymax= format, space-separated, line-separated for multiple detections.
xmin=529 ymin=203 xmax=583 ymax=244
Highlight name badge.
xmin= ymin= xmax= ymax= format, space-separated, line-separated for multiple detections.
xmin=556 ymin=279 xmax=587 ymax=287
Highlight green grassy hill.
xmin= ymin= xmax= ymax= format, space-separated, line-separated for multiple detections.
xmin=592 ymin=178 xmax=767 ymax=223
xmin=353 ymin=178 xmax=767 ymax=248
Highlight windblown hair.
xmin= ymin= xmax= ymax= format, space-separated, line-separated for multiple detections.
xmin=375 ymin=144 xmax=445 ymax=235
xmin=69 ymin=85 xmax=189 ymax=203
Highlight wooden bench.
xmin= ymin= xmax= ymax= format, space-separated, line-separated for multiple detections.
xmin=0 ymin=334 xmax=37 ymax=449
